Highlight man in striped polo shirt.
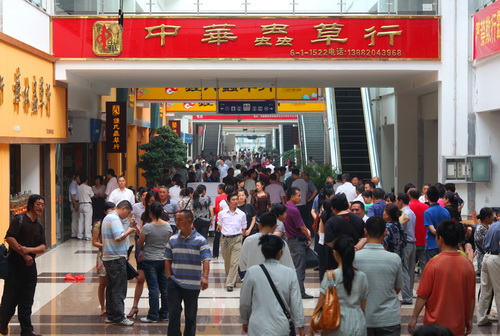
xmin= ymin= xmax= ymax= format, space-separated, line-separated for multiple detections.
xmin=165 ymin=210 xmax=211 ymax=336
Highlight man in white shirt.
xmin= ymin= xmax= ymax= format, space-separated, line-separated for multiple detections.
xmin=243 ymin=170 xmax=257 ymax=203
xmin=107 ymin=176 xmax=135 ymax=205
xmin=105 ymin=169 xmax=119 ymax=197
xmin=217 ymin=193 xmax=247 ymax=291
xmin=352 ymin=184 xmax=366 ymax=204
xmin=335 ymin=173 xmax=357 ymax=202
xmin=77 ymin=174 xmax=94 ymax=240
xmin=351 ymin=201 xmax=369 ymax=223
xmin=69 ymin=174 xmax=80 ymax=238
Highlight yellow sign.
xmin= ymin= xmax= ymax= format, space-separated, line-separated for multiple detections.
xmin=165 ymin=102 xmax=325 ymax=113
xmin=137 ymin=87 xmax=319 ymax=101
xmin=93 ymin=21 xmax=123 ymax=57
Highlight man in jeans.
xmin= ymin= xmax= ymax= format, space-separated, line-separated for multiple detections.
xmin=283 ymin=187 xmax=312 ymax=299
xmin=165 ymin=210 xmax=211 ymax=336
xmin=354 ymin=216 xmax=403 ymax=335
xmin=101 ymin=200 xmax=137 ymax=326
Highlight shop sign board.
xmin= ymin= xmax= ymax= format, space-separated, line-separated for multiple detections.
xmin=218 ymin=101 xmax=276 ymax=114
xmin=52 ymin=17 xmax=440 ymax=60
xmin=169 ymin=120 xmax=181 ymax=136
xmin=106 ymin=102 xmax=127 ymax=153
xmin=474 ymin=1 xmax=500 ymax=60
xmin=137 ymin=87 xmax=318 ymax=101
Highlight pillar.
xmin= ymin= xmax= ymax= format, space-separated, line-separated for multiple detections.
xmin=126 ymin=124 xmax=138 ymax=188
xmin=395 ymin=93 xmax=418 ymax=192
xmin=50 ymin=144 xmax=57 ymax=245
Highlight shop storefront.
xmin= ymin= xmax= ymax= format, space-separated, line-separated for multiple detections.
xmin=0 ymin=33 xmax=67 ymax=247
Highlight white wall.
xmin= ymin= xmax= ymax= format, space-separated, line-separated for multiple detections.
xmin=473 ymin=111 xmax=500 ymax=209
xmin=20 ymin=145 xmax=40 ymax=195
xmin=474 ymin=55 xmax=500 ymax=113
xmin=1 ymin=0 xmax=50 ymax=53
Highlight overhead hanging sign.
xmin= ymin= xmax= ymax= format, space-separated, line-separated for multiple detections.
xmin=52 ymin=17 xmax=440 ymax=60
xmin=165 ymin=102 xmax=325 ymax=113
xmin=218 ymin=101 xmax=276 ymax=114
xmin=193 ymin=115 xmax=298 ymax=120
xmin=136 ymin=87 xmax=319 ymax=101
xmin=105 ymin=102 xmax=127 ymax=153
xmin=474 ymin=1 xmax=500 ymax=60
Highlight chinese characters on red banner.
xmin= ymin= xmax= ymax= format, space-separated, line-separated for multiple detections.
xmin=52 ymin=17 xmax=440 ymax=60
xmin=474 ymin=1 xmax=500 ymax=59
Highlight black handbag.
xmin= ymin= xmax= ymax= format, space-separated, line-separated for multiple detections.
xmin=0 ymin=215 xmax=25 ymax=279
xmin=0 ymin=244 xmax=9 ymax=279
xmin=126 ymin=261 xmax=139 ymax=280
xmin=260 ymin=264 xmax=296 ymax=336
xmin=305 ymin=247 xmax=319 ymax=269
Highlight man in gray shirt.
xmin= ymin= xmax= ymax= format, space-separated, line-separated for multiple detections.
xmin=239 ymin=212 xmax=294 ymax=272
xmin=396 ymin=192 xmax=417 ymax=305
xmin=354 ymin=216 xmax=403 ymax=336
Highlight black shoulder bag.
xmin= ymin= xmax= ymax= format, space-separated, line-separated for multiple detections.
xmin=0 ymin=214 xmax=25 ymax=279
xmin=260 ymin=264 xmax=296 ymax=336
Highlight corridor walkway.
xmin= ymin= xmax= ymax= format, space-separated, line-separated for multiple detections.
xmin=0 ymin=239 xmax=498 ymax=335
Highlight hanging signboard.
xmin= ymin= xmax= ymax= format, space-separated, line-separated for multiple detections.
xmin=106 ymin=102 xmax=127 ymax=153
xmin=52 ymin=17 xmax=440 ymax=60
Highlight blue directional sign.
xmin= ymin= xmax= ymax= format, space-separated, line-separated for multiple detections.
xmin=218 ymin=101 xmax=276 ymax=114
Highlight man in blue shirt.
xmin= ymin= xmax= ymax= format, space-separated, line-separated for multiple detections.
xmin=367 ymin=188 xmax=386 ymax=217
xmin=101 ymin=200 xmax=137 ymax=326
xmin=477 ymin=219 xmax=500 ymax=326
xmin=423 ymin=186 xmax=450 ymax=262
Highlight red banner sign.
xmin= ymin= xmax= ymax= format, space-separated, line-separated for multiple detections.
xmin=52 ymin=17 xmax=440 ymax=60
xmin=474 ymin=2 xmax=500 ymax=60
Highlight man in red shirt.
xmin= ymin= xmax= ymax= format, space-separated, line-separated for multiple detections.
xmin=408 ymin=220 xmax=475 ymax=336
xmin=408 ymin=188 xmax=429 ymax=269
xmin=213 ymin=184 xmax=228 ymax=258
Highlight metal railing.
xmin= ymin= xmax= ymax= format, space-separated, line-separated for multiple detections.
xmin=53 ymin=0 xmax=439 ymax=16
xmin=325 ymin=88 xmax=342 ymax=171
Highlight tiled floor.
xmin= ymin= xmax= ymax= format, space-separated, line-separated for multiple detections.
xmin=0 ymin=238 xmax=499 ymax=335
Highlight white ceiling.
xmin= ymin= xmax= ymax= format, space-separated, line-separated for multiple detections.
xmin=57 ymin=60 xmax=441 ymax=92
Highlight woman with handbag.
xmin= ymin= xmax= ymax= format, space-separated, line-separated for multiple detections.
xmin=309 ymin=235 xmax=369 ymax=336
xmin=137 ymin=201 xmax=172 ymax=323
xmin=240 ymin=234 xmax=305 ymax=336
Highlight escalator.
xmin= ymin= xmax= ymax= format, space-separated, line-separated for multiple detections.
xmin=325 ymin=87 xmax=379 ymax=181
xmin=202 ymin=124 xmax=221 ymax=156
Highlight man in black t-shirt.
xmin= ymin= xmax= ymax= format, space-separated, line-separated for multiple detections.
xmin=0 ymin=195 xmax=46 ymax=336
xmin=323 ymin=193 xmax=365 ymax=273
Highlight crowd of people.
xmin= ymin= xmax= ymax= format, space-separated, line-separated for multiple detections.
xmin=3 ymin=151 xmax=500 ymax=336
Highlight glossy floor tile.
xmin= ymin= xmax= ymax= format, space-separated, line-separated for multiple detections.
xmin=0 ymin=238 xmax=498 ymax=335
